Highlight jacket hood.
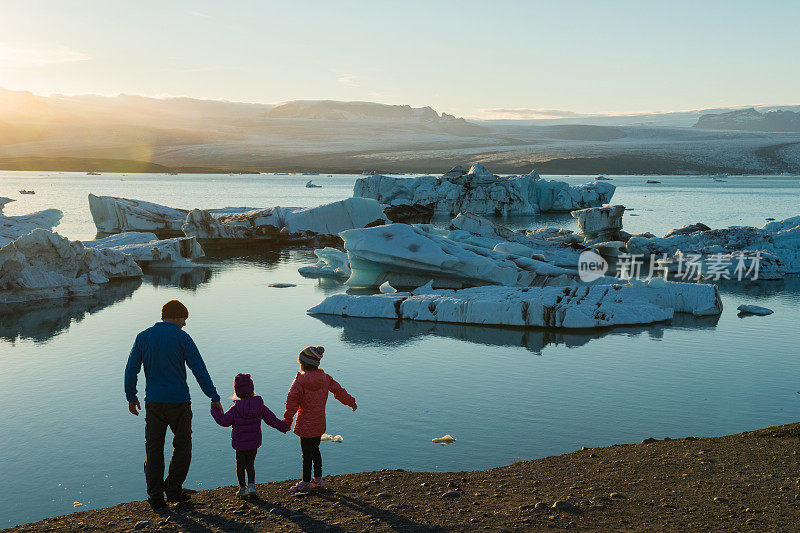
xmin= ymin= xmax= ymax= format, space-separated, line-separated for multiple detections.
xmin=296 ymin=370 xmax=327 ymax=391
xmin=235 ymin=395 xmax=264 ymax=418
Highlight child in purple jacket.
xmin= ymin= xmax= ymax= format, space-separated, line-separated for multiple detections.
xmin=211 ymin=373 xmax=289 ymax=498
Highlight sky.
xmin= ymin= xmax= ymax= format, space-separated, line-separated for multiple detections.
xmin=0 ymin=0 xmax=798 ymax=118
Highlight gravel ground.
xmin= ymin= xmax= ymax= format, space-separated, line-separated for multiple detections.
xmin=6 ymin=422 xmax=800 ymax=532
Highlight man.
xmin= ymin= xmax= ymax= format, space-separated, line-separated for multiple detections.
xmin=125 ymin=299 xmax=223 ymax=509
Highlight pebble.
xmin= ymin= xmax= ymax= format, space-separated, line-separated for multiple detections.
xmin=442 ymin=490 xmax=460 ymax=498
xmin=641 ymin=437 xmax=657 ymax=444
xmin=377 ymin=492 xmax=391 ymax=498
xmin=552 ymin=500 xmax=575 ymax=511
xmin=534 ymin=502 xmax=549 ymax=510
xmin=713 ymin=496 xmax=729 ymax=503
xmin=134 ymin=521 xmax=150 ymax=530
xmin=610 ymin=492 xmax=624 ymax=499
xmin=447 ymin=481 xmax=459 ymax=488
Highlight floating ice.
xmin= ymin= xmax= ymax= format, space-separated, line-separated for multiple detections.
xmin=340 ymin=223 xmax=580 ymax=289
xmin=88 ymin=194 xmax=256 ymax=236
xmin=0 ymin=229 xmax=142 ymax=304
xmin=298 ymin=247 xmax=351 ymax=279
xmin=379 ymin=281 xmax=397 ymax=294
xmin=0 ymin=197 xmax=15 ymax=213
xmin=737 ymin=304 xmax=773 ymax=316
xmin=308 ymin=280 xmax=722 ymax=329
xmin=627 ymin=216 xmax=800 ymax=274
xmin=432 ymin=435 xmax=456 ymax=445
xmin=268 ymin=283 xmax=296 ymax=288
xmin=0 ymin=208 xmax=64 ymax=247
xmin=321 ymin=434 xmax=343 ymax=442
xmin=353 ymin=164 xmax=615 ymax=216
xmin=182 ymin=198 xmax=385 ymax=242
xmin=83 ymin=232 xmax=204 ymax=267
xmin=572 ymin=205 xmax=625 ymax=240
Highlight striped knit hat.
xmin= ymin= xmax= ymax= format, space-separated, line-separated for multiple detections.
xmin=299 ymin=346 xmax=324 ymax=366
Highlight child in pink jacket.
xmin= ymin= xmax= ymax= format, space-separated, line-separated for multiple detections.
xmin=282 ymin=346 xmax=357 ymax=493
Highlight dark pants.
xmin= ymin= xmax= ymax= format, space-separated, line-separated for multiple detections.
xmin=144 ymin=401 xmax=192 ymax=499
xmin=300 ymin=436 xmax=322 ymax=482
xmin=236 ymin=449 xmax=258 ymax=486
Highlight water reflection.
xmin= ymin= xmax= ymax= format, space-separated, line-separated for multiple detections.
xmin=142 ymin=266 xmax=214 ymax=290
xmin=312 ymin=312 xmax=720 ymax=355
xmin=715 ymin=275 xmax=800 ymax=298
xmin=0 ymin=279 xmax=142 ymax=345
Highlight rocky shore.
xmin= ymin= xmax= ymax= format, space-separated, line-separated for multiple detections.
xmin=7 ymin=423 xmax=800 ymax=532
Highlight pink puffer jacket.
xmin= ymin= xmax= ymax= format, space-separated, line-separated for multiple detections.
xmin=282 ymin=370 xmax=355 ymax=438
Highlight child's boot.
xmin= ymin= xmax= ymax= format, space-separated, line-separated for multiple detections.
xmin=289 ymin=481 xmax=311 ymax=493
xmin=236 ymin=485 xmax=248 ymax=498
xmin=248 ymin=483 xmax=258 ymax=497
xmin=311 ymin=477 xmax=325 ymax=490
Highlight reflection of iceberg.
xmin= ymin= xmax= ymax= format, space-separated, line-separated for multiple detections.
xmin=0 ymin=279 xmax=141 ymax=344
xmin=142 ymin=266 xmax=213 ymax=290
xmin=312 ymin=313 xmax=719 ymax=355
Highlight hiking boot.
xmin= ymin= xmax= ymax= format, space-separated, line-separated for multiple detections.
xmin=236 ymin=486 xmax=248 ymax=498
xmin=310 ymin=477 xmax=325 ymax=491
xmin=148 ymin=496 xmax=167 ymax=510
xmin=166 ymin=490 xmax=191 ymax=503
xmin=289 ymin=481 xmax=311 ymax=493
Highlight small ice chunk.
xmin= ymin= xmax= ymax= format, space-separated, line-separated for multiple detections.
xmin=379 ymin=281 xmax=397 ymax=294
xmin=321 ymin=433 xmax=343 ymax=442
xmin=73 ymin=502 xmax=84 ymax=507
xmin=268 ymin=283 xmax=296 ymax=288
xmin=737 ymin=304 xmax=773 ymax=316
xmin=432 ymin=435 xmax=456 ymax=445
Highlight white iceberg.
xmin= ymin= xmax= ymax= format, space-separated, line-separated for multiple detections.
xmin=320 ymin=434 xmax=343 ymax=443
xmin=627 ymin=216 xmax=800 ymax=274
xmin=182 ymin=198 xmax=385 ymax=242
xmin=353 ymin=163 xmax=615 ymax=216
xmin=0 ymin=197 xmax=15 ymax=213
xmin=298 ymin=247 xmax=351 ymax=279
xmin=340 ymin=223 xmax=580 ymax=290
xmin=379 ymin=281 xmax=397 ymax=294
xmin=308 ymin=280 xmax=722 ymax=330
xmin=88 ymin=194 xmax=255 ymax=236
xmin=737 ymin=304 xmax=773 ymax=316
xmin=571 ymin=205 xmax=625 ymax=240
xmin=0 ymin=229 xmax=142 ymax=304
xmin=0 ymin=208 xmax=64 ymax=247
xmin=83 ymin=232 xmax=205 ymax=267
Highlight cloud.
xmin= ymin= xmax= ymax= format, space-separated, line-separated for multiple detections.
xmin=337 ymin=74 xmax=359 ymax=88
xmin=481 ymin=108 xmax=579 ymax=119
xmin=0 ymin=42 xmax=91 ymax=69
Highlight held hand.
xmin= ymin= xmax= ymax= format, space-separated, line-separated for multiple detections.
xmin=211 ymin=401 xmax=223 ymax=413
xmin=352 ymin=402 xmax=357 ymax=412
xmin=128 ymin=401 xmax=141 ymax=416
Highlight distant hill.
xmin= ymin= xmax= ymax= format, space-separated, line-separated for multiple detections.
xmin=694 ymin=108 xmax=800 ymax=132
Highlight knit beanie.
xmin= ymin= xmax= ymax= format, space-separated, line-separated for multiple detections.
xmin=234 ymin=373 xmax=254 ymax=397
xmin=161 ymin=299 xmax=188 ymax=319
xmin=299 ymin=346 xmax=324 ymax=367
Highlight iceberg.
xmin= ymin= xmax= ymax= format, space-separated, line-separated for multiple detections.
xmin=340 ymin=223 xmax=580 ymax=289
xmin=449 ymin=213 xmax=585 ymax=267
xmin=298 ymin=247 xmax=351 ymax=279
xmin=571 ymin=205 xmax=625 ymax=240
xmin=626 ymin=216 xmax=800 ymax=274
xmin=0 ymin=197 xmax=15 ymax=213
xmin=737 ymin=304 xmax=773 ymax=316
xmin=88 ymin=194 xmax=256 ymax=236
xmin=308 ymin=280 xmax=722 ymax=329
xmin=83 ymin=232 xmax=204 ymax=267
xmin=353 ymin=163 xmax=615 ymax=216
xmin=0 ymin=229 xmax=142 ymax=304
xmin=0 ymin=208 xmax=64 ymax=247
xmin=182 ymin=198 xmax=386 ymax=243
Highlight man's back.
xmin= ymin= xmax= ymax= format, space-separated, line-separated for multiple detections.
xmin=125 ymin=321 xmax=219 ymax=404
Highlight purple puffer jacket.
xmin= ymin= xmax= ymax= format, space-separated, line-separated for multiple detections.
xmin=211 ymin=396 xmax=289 ymax=450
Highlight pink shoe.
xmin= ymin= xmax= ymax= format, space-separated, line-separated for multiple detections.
xmin=289 ymin=481 xmax=311 ymax=493
xmin=310 ymin=477 xmax=325 ymax=490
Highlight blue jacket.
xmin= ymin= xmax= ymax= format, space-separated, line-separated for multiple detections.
xmin=124 ymin=322 xmax=220 ymax=403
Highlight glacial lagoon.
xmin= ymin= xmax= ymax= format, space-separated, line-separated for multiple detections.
xmin=1 ymin=171 xmax=799 ymax=526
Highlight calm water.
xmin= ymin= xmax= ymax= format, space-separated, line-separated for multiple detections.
xmin=1 ymin=172 xmax=799 ymax=527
